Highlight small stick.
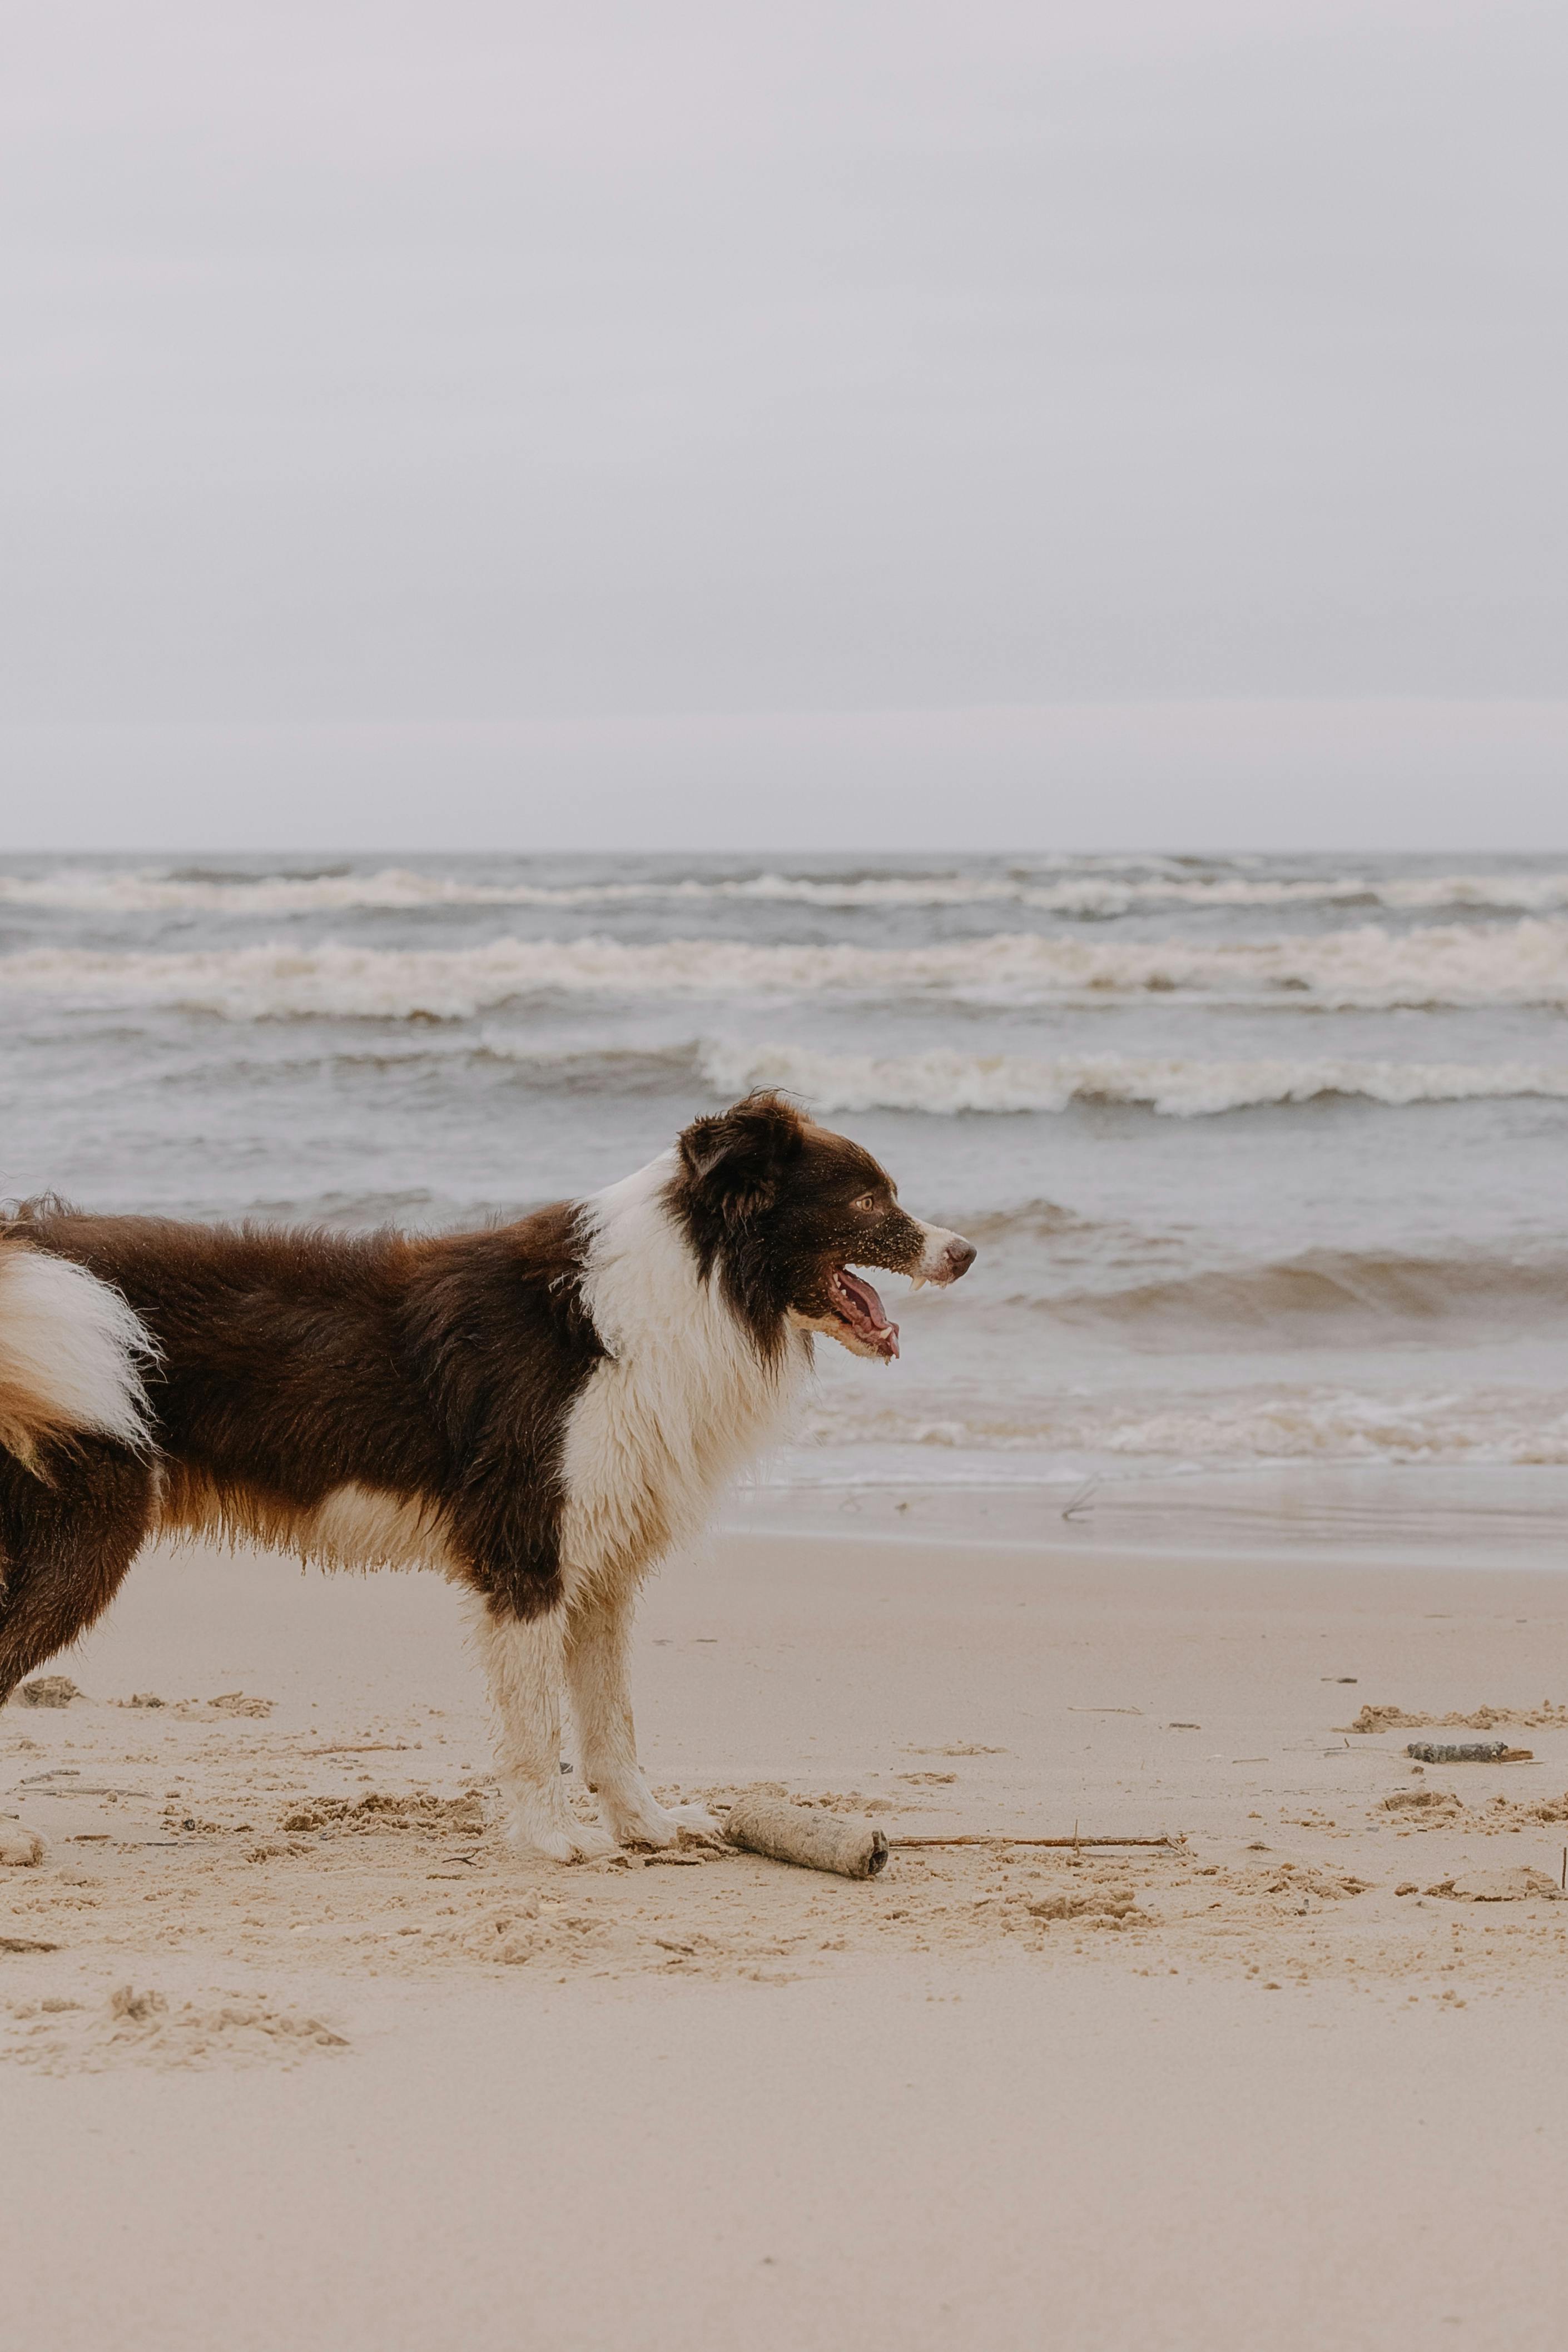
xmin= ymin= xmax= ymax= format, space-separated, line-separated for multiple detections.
xmin=290 ymin=1743 xmax=415 ymax=1756
xmin=1060 ymin=1478 xmax=1098 ymax=1523
xmin=895 ymin=1833 xmax=1182 ymax=1850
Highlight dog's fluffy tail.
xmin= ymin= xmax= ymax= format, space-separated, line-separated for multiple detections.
xmin=0 ymin=1239 xmax=156 ymax=1468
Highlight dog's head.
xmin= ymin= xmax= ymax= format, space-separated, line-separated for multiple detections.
xmin=669 ymin=1092 xmax=976 ymax=1361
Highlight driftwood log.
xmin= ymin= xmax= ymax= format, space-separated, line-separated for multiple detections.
xmin=721 ymin=1794 xmax=1181 ymax=1876
xmin=724 ymin=1792 xmax=890 ymax=1879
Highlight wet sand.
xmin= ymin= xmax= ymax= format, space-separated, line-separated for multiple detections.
xmin=5 ymin=1526 xmax=1568 ymax=2349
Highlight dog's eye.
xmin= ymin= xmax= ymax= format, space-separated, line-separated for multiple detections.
xmin=854 ymin=1194 xmax=877 ymax=1213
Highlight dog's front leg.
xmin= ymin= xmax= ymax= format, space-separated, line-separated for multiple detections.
xmin=468 ymin=1595 xmax=616 ymax=1864
xmin=564 ymin=1589 xmax=722 ymax=1849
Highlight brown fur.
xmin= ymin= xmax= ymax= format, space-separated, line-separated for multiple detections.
xmin=0 ymin=1200 xmax=606 ymax=1700
xmin=669 ymin=1096 xmax=946 ymax=1350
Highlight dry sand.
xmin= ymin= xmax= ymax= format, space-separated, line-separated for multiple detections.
xmin=5 ymin=1525 xmax=1568 ymax=2349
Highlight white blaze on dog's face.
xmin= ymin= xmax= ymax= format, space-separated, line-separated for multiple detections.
xmin=670 ymin=1094 xmax=977 ymax=1363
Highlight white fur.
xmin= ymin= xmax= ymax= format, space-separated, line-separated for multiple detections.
xmin=564 ymin=1587 xmax=722 ymax=1849
xmin=304 ymin=1483 xmax=453 ymax=1574
xmin=0 ymin=1243 xmax=155 ymax=1461
xmin=487 ymin=1153 xmax=806 ymax=1860
xmin=468 ymin=1597 xmax=616 ymax=1863
xmin=907 ymin=1219 xmax=970 ymax=1287
xmin=559 ymin=1150 xmax=809 ymax=1602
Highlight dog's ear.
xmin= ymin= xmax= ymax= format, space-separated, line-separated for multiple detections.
xmin=677 ymin=1093 xmax=805 ymax=1224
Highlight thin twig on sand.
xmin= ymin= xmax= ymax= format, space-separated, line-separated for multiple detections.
xmin=894 ymin=1833 xmax=1182 ymax=1850
xmin=290 ymin=1742 xmax=415 ymax=1756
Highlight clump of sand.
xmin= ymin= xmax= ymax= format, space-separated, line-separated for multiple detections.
xmin=1342 ymin=1701 xmax=1568 ymax=1734
xmin=13 ymin=1677 xmax=83 ymax=1709
xmin=1382 ymin=1788 xmax=1462 ymax=1813
xmin=5 ymin=1983 xmax=348 ymax=2072
xmin=279 ymin=1791 xmax=487 ymax=1834
xmin=1422 ymin=1868 xmax=1564 ymax=1904
xmin=1494 ymin=1790 xmax=1568 ymax=1824
xmin=167 ymin=1692 xmax=275 ymax=1720
xmin=1377 ymin=1788 xmax=1568 ymax=1833
xmin=1 ymin=1826 xmax=47 ymax=1867
xmin=107 ymin=1690 xmax=272 ymax=1718
xmin=1028 ymin=1884 xmax=1147 ymax=1927
xmin=426 ymin=1895 xmax=645 ymax=1968
xmin=1239 ymin=1860 xmax=1373 ymax=1907
xmin=1263 ymin=1861 xmax=1372 ymax=1898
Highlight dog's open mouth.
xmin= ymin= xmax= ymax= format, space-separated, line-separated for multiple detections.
xmin=826 ymin=1268 xmax=899 ymax=1359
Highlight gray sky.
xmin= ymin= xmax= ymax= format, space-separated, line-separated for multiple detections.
xmin=4 ymin=0 xmax=1565 ymax=849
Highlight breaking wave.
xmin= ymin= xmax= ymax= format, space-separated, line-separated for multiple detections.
xmin=7 ymin=864 xmax=1568 ymax=916
xmin=1037 ymin=1247 xmax=1568 ymax=1339
xmin=6 ymin=918 xmax=1568 ymax=1014
xmin=699 ymin=1043 xmax=1568 ymax=1116
xmin=76 ymin=1034 xmax=1568 ymax=1119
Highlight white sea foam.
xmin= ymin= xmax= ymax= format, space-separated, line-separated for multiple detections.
xmin=4 ymin=919 xmax=1568 ymax=1015
xmin=798 ymin=1387 xmax=1568 ymax=1467
xmin=6 ymin=865 xmax=1568 ymax=915
xmin=61 ymin=1029 xmax=1568 ymax=1117
xmin=700 ymin=1043 xmax=1568 ymax=1117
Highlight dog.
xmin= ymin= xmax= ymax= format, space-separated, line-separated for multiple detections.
xmin=0 ymin=1092 xmax=974 ymax=1860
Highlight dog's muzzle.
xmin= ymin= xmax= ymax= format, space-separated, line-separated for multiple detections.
xmin=908 ymin=1223 xmax=977 ymax=1288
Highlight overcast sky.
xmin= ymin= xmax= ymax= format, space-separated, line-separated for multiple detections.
xmin=4 ymin=0 xmax=1565 ymax=850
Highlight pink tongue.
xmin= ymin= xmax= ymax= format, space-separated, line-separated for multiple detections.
xmin=840 ymin=1271 xmax=899 ymax=1356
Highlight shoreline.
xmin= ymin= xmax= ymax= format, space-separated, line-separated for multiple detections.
xmin=723 ymin=1457 xmax=1568 ymax=1571
xmin=727 ymin=1516 xmax=1568 ymax=1574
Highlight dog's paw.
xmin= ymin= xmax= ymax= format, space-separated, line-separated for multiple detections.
xmin=1 ymin=1823 xmax=47 ymax=1868
xmin=663 ymin=1802 xmax=726 ymax=1846
xmin=504 ymin=1808 xmax=618 ymax=1866
xmin=599 ymin=1788 xmax=725 ymax=1851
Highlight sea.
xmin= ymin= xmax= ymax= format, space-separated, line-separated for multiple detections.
xmin=3 ymin=848 xmax=1567 ymax=1561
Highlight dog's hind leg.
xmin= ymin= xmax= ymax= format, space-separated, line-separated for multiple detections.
xmin=564 ymin=1586 xmax=723 ymax=1849
xmin=467 ymin=1594 xmax=617 ymax=1864
xmin=0 ymin=1440 xmax=155 ymax=1704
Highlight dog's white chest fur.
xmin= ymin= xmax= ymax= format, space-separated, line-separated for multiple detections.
xmin=558 ymin=1152 xmax=807 ymax=1602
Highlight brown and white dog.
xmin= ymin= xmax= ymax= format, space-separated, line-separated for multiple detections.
xmin=0 ymin=1093 xmax=974 ymax=1861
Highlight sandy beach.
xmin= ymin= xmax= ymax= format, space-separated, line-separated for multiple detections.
xmin=5 ymin=1522 xmax=1568 ymax=2349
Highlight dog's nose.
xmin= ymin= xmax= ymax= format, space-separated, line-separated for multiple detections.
xmin=945 ymin=1236 xmax=977 ymax=1280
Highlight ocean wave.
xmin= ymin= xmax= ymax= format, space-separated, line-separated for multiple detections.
xmin=1039 ymin=1248 xmax=1568 ymax=1338
xmin=700 ymin=1041 xmax=1568 ymax=1115
xmin=797 ymin=1387 xmax=1568 ymax=1466
xmin=66 ymin=1030 xmax=1567 ymax=1122
xmin=955 ymin=1199 xmax=1101 ymax=1242
xmin=7 ymin=865 xmax=1568 ymax=916
xmin=6 ymin=920 xmax=1568 ymax=1015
